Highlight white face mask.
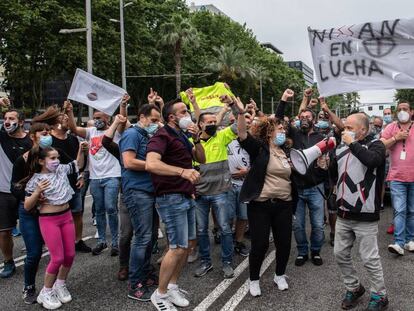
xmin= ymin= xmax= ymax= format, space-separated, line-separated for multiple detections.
xmin=397 ymin=111 xmax=410 ymax=123
xmin=342 ymin=130 xmax=356 ymax=143
xmin=178 ymin=116 xmax=193 ymax=130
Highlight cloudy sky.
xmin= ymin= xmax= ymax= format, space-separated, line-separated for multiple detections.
xmin=186 ymin=0 xmax=414 ymax=103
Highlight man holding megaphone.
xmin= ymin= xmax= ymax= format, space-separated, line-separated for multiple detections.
xmin=275 ymin=90 xmax=331 ymax=267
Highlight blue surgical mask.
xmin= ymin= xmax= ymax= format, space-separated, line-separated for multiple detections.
xmin=39 ymin=135 xmax=53 ymax=148
xmin=274 ymin=132 xmax=286 ymax=146
xmin=383 ymin=115 xmax=392 ymax=124
xmin=144 ymin=123 xmax=158 ymax=136
xmin=294 ymin=120 xmax=301 ymax=128
xmin=316 ymin=120 xmax=330 ymax=129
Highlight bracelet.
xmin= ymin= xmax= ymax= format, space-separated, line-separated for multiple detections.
xmin=179 ymin=169 xmax=184 ymax=177
xmin=237 ymin=110 xmax=246 ymax=115
xmin=193 ymin=140 xmax=201 ymax=145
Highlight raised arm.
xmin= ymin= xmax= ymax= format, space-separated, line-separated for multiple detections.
xmin=298 ymin=88 xmax=313 ymax=114
xmin=64 ymin=100 xmax=87 ymax=138
xmin=185 ymin=88 xmax=201 ymax=123
xmin=320 ymin=97 xmax=344 ymax=131
xmin=118 ymin=94 xmax=131 ymax=132
xmin=276 ymin=89 xmax=295 ymax=119
xmin=234 ymin=97 xmax=247 ymax=141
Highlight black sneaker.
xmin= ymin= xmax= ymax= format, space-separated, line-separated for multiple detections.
xmin=110 ymin=246 xmax=119 ymax=257
xmin=194 ymin=262 xmax=213 ymax=277
xmin=234 ymin=241 xmax=250 ymax=257
xmin=341 ymin=285 xmax=366 ymax=310
xmin=294 ymin=255 xmax=308 ymax=266
xmin=128 ymin=283 xmax=153 ymax=302
xmin=22 ymin=285 xmax=37 ymax=304
xmin=365 ymin=293 xmax=389 ymax=311
xmin=212 ymin=228 xmax=221 ymax=244
xmin=75 ymin=240 xmax=92 ymax=253
xmin=92 ymin=243 xmax=107 ymax=255
xmin=311 ymin=253 xmax=323 ymax=266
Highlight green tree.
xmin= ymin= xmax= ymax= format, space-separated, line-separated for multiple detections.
xmin=395 ymin=89 xmax=414 ymax=107
xmin=159 ymin=14 xmax=199 ymax=96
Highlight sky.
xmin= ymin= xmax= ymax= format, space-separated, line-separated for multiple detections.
xmin=186 ymin=0 xmax=414 ymax=103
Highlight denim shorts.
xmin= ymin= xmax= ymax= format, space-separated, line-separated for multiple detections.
xmin=156 ymin=194 xmax=196 ymax=249
xmin=229 ymin=184 xmax=248 ymax=220
xmin=69 ymin=189 xmax=83 ymax=214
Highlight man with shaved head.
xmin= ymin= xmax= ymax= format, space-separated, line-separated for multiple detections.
xmin=332 ymin=112 xmax=389 ymax=310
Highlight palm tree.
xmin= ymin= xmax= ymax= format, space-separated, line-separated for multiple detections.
xmin=208 ymin=44 xmax=250 ymax=83
xmin=160 ymin=15 xmax=199 ymax=96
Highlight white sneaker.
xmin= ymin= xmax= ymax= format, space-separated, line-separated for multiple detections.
xmin=151 ymin=290 xmax=177 ymax=311
xmin=37 ymin=288 xmax=62 ymax=310
xmin=167 ymin=285 xmax=190 ymax=307
xmin=53 ymin=282 xmax=72 ymax=303
xmin=274 ymin=274 xmax=289 ymax=291
xmin=404 ymin=241 xmax=414 ymax=252
xmin=158 ymin=228 xmax=164 ymax=239
xmin=249 ymin=279 xmax=261 ymax=297
xmin=94 ymin=231 xmax=99 ymax=239
xmin=187 ymin=248 xmax=199 ymax=263
xmin=388 ymin=243 xmax=404 ymax=255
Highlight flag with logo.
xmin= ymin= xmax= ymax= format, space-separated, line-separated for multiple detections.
xmin=308 ymin=18 xmax=414 ymax=97
xmin=68 ymin=69 xmax=126 ymax=115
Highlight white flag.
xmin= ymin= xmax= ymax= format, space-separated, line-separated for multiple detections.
xmin=68 ymin=69 xmax=126 ymax=115
xmin=308 ymin=18 xmax=414 ymax=97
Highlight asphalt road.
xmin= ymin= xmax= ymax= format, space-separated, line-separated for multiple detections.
xmin=1 ymin=196 xmax=413 ymax=311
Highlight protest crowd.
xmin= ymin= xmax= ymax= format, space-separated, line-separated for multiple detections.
xmin=0 ymin=79 xmax=413 ymax=311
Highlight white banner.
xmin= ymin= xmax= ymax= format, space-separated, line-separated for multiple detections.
xmin=68 ymin=69 xmax=126 ymax=115
xmin=308 ymin=18 xmax=414 ymax=97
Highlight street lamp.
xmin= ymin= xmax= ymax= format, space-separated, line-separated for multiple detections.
xmin=59 ymin=0 xmax=93 ymax=119
xmin=110 ymin=1 xmax=133 ymax=91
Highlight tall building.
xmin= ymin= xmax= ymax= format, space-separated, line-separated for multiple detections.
xmin=260 ymin=42 xmax=283 ymax=55
xmin=286 ymin=61 xmax=314 ymax=86
xmin=189 ymin=2 xmax=229 ymax=18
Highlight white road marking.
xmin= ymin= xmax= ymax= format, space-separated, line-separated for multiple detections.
xmin=1 ymin=235 xmax=95 ymax=269
xmin=219 ymin=250 xmax=276 ymax=311
xmin=193 ymin=256 xmax=250 ymax=311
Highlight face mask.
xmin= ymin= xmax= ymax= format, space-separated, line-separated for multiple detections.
xmin=383 ymin=115 xmax=392 ymax=124
xmin=94 ymin=119 xmax=106 ymax=130
xmin=178 ymin=116 xmax=193 ymax=131
xmin=294 ymin=120 xmax=301 ymax=128
xmin=4 ymin=122 xmax=19 ymax=134
xmin=342 ymin=131 xmax=356 ymax=143
xmin=316 ymin=120 xmax=330 ymax=129
xmin=39 ymin=135 xmax=53 ymax=148
xmin=144 ymin=123 xmax=158 ymax=136
xmin=273 ymin=132 xmax=286 ymax=146
xmin=204 ymin=124 xmax=217 ymax=136
xmin=397 ymin=111 xmax=410 ymax=123
xmin=46 ymin=159 xmax=60 ymax=172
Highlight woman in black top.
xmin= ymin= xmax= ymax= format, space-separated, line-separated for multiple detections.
xmin=236 ymin=91 xmax=296 ymax=297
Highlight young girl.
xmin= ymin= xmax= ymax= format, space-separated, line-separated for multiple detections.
xmin=24 ymin=145 xmax=85 ymax=310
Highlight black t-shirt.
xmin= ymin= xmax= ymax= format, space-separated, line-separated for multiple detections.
xmin=0 ymin=128 xmax=32 ymax=193
xmin=52 ymin=134 xmax=80 ymax=190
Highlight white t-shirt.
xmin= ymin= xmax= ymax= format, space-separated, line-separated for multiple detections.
xmin=86 ymin=127 xmax=121 ymax=179
xmin=227 ymin=140 xmax=250 ymax=186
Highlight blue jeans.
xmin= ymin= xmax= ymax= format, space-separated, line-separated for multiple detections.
xmin=196 ymin=192 xmax=234 ymax=264
xmin=19 ymin=203 xmax=43 ymax=288
xmin=156 ymin=194 xmax=196 ymax=249
xmin=294 ymin=184 xmax=325 ymax=255
xmin=390 ymin=181 xmax=414 ymax=247
xmin=69 ymin=188 xmax=83 ymax=214
xmin=90 ymin=177 xmax=120 ymax=247
xmin=123 ymin=189 xmax=155 ymax=287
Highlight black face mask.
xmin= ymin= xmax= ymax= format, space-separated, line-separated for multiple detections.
xmin=300 ymin=119 xmax=313 ymax=132
xmin=204 ymin=124 xmax=217 ymax=136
